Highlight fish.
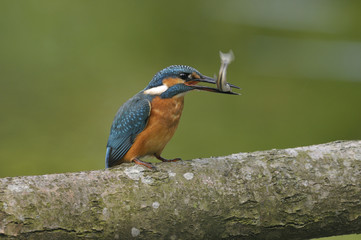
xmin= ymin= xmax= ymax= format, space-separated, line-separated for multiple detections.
xmin=216 ymin=50 xmax=235 ymax=93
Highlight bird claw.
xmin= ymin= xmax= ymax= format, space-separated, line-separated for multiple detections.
xmin=132 ymin=158 xmax=156 ymax=169
xmin=154 ymin=155 xmax=182 ymax=162
xmin=162 ymin=158 xmax=182 ymax=162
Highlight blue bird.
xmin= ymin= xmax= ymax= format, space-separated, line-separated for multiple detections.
xmin=106 ymin=65 xmax=240 ymax=169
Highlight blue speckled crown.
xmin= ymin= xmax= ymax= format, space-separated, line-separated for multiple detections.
xmin=145 ymin=65 xmax=201 ymax=90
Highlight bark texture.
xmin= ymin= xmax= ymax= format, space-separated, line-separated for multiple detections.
xmin=0 ymin=140 xmax=361 ymax=240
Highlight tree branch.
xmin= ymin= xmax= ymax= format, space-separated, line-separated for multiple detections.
xmin=1 ymin=140 xmax=361 ymax=240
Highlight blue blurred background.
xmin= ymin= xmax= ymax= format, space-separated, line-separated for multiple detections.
xmin=0 ymin=0 xmax=360 ymax=178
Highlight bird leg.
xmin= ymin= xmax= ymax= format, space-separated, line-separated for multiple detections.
xmin=132 ymin=158 xmax=155 ymax=169
xmin=154 ymin=154 xmax=181 ymax=162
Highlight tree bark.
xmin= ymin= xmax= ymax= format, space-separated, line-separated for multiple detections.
xmin=0 ymin=140 xmax=361 ymax=240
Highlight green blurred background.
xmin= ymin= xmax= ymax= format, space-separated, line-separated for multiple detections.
xmin=1 ymin=0 xmax=361 ymax=176
xmin=0 ymin=1 xmax=360 ymax=239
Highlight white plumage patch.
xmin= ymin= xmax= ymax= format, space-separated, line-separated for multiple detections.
xmin=144 ymin=85 xmax=168 ymax=95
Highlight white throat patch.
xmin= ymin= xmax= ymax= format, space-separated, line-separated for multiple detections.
xmin=144 ymin=84 xmax=168 ymax=95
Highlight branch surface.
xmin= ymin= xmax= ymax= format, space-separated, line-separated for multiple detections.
xmin=1 ymin=140 xmax=361 ymax=240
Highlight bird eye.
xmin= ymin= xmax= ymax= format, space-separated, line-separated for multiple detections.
xmin=179 ymin=73 xmax=191 ymax=80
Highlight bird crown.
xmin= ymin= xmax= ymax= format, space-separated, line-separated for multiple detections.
xmin=146 ymin=65 xmax=200 ymax=89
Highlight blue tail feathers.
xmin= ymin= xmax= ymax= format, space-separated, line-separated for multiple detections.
xmin=105 ymin=147 xmax=111 ymax=168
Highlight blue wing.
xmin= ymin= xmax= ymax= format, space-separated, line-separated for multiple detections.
xmin=105 ymin=94 xmax=151 ymax=168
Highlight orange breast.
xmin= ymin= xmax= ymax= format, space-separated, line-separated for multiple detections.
xmin=122 ymin=95 xmax=184 ymax=162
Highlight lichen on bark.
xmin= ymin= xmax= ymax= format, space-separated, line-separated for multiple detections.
xmin=0 ymin=140 xmax=360 ymax=240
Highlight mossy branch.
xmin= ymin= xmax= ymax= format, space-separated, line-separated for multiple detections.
xmin=1 ymin=140 xmax=361 ymax=240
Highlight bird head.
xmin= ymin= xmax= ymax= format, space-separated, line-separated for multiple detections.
xmin=143 ymin=65 xmax=239 ymax=98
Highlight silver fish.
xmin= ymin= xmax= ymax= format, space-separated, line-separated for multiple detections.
xmin=216 ymin=50 xmax=234 ymax=92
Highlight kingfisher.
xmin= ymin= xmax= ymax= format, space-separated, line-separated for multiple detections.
xmin=105 ymin=65 xmax=240 ymax=169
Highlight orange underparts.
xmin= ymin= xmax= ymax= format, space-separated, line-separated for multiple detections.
xmin=122 ymin=95 xmax=184 ymax=163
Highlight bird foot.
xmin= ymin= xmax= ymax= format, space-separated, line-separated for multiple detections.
xmin=154 ymin=154 xmax=182 ymax=162
xmin=132 ymin=158 xmax=156 ymax=169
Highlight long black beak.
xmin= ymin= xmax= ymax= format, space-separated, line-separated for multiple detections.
xmin=189 ymin=76 xmax=241 ymax=95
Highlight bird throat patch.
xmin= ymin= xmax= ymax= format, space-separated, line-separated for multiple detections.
xmin=144 ymin=84 xmax=169 ymax=95
xmin=144 ymin=77 xmax=185 ymax=95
